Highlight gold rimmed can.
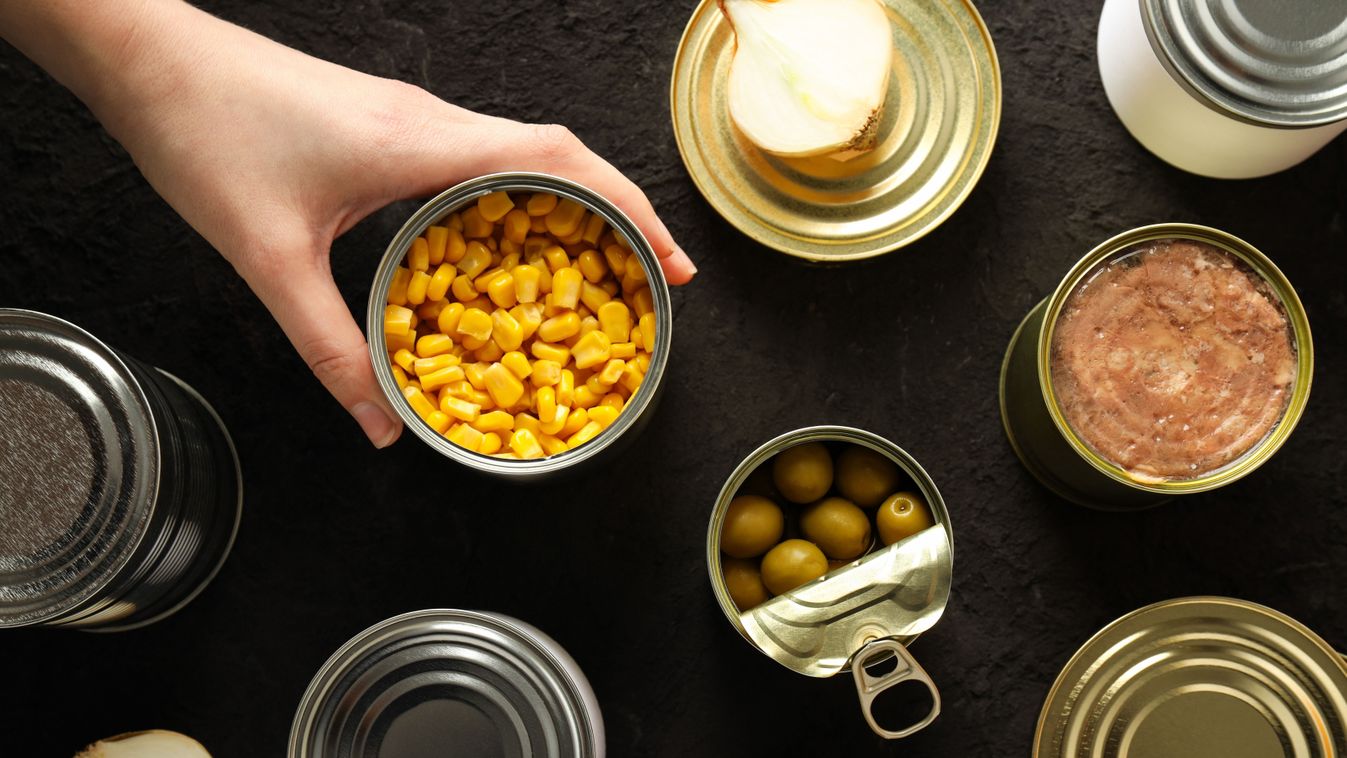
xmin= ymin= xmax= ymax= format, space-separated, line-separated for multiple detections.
xmin=706 ymin=426 xmax=953 ymax=739
xmin=999 ymin=223 xmax=1313 ymax=510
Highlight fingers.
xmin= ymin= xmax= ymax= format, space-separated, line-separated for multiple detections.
xmin=242 ymin=253 xmax=403 ymax=449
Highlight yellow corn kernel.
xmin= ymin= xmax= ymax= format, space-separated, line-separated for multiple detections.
xmin=500 ymin=238 xmax=522 ymax=257
xmin=551 ymin=267 xmax=583 ymax=309
xmin=387 ymin=366 xmax=408 ymax=392
xmin=414 ymin=353 xmax=460 ymax=377
xmin=536 ymin=385 xmax=558 ymax=421
xmin=629 ymin=325 xmax=643 ymax=352
xmin=483 ymin=363 xmax=525 ymax=408
xmin=421 ymin=410 xmax=451 ymax=434
xmin=571 ymin=330 xmax=612 ymax=370
xmin=526 ymin=192 xmax=558 ymax=216
xmin=588 ymin=405 xmax=619 ymax=428
xmin=487 ymin=272 xmax=517 ymax=309
xmin=610 ymin=341 xmax=636 ymax=360
xmin=416 ymin=334 xmax=455 ymax=358
xmin=524 ymin=236 xmax=550 ymax=258
xmin=501 ymin=208 xmax=531 ymax=244
xmin=463 ymin=362 xmax=489 ymax=390
xmin=602 ymin=245 xmax=627 ymax=278
xmin=573 ymin=385 xmax=602 ymax=409
xmin=474 ymin=340 xmax=505 ymax=363
xmin=585 ymin=373 xmax=606 ymax=395
xmin=567 ymin=421 xmax=603 ymax=448
xmin=446 ymin=212 xmax=464 ymax=231
xmin=511 ymin=302 xmax=544 ymax=341
xmin=456 ymin=308 xmax=493 ymax=341
xmin=539 ymin=434 xmax=569 ymax=456
xmin=387 ymin=266 xmax=412 ymax=306
xmin=625 ymin=258 xmax=648 ymax=285
xmin=385 ymin=304 xmax=415 ymax=335
xmin=445 ymin=228 xmax=467 ymax=263
xmin=407 ymin=379 xmax=423 ymax=392
xmin=529 ymin=215 xmax=548 ymax=233
xmin=458 ymin=296 xmax=493 ymax=316
xmin=559 ymin=407 xmax=589 ymax=438
xmin=408 ymin=237 xmax=430 ymax=272
xmin=634 ymin=352 xmax=651 ymax=373
xmin=579 ymin=281 xmax=611 ymax=313
xmin=513 ymin=264 xmax=541 ymax=303
xmin=577 ymin=249 xmax=607 ymax=283
xmin=461 ymin=206 xmax=493 ymax=238
xmin=451 ymin=274 xmax=479 ymax=303
xmin=424 ymin=225 xmax=449 ymax=266
xmin=445 ymin=380 xmax=487 ymax=404
xmin=533 ymin=262 xmax=554 ymax=295
xmin=619 ymin=362 xmax=644 ymax=394
xmin=501 ymin=351 xmax=531 ymax=380
xmin=406 ymin=270 xmax=432 ymax=305
xmin=543 ymin=246 xmax=570 ymax=273
xmin=416 ymin=299 xmax=447 ymax=321
xmin=632 ymin=287 xmax=654 ymax=318
xmin=437 ymin=302 xmax=465 ymax=335
xmin=537 ymin=312 xmax=581 ymax=343
xmin=597 ymin=358 xmax=625 ymax=386
xmin=545 ymin=198 xmax=586 ymax=237
xmin=479 ymin=432 xmax=503 ymax=455
xmin=530 ymin=359 xmax=562 ymax=387
xmin=458 ymin=241 xmax=493 ymax=279
xmin=638 ymin=313 xmax=656 ymax=348
xmin=472 ymin=410 xmax=515 ymax=433
xmin=539 ymin=404 xmax=568 ymax=435
xmin=557 ymin=369 xmax=575 ymax=407
xmin=600 ymin=281 xmax=619 ymax=297
xmin=578 ymin=315 xmax=600 ymax=337
xmin=445 ymin=423 xmax=485 ymax=451
xmin=477 ymin=191 xmax=514 ymax=223
xmin=426 ymin=263 xmax=455 ymax=302
xmin=529 ymin=341 xmax=569 ymax=365
xmin=514 ymin=412 xmax=541 ymax=435
xmin=556 ymin=222 xmax=586 ymax=246
xmin=509 ymin=428 xmax=545 ymax=459
xmin=600 ymin=393 xmax=624 ymax=410
xmin=473 ymin=266 xmax=504 ymax=294
xmin=391 ymin=348 xmax=417 ymax=374
xmin=402 ymin=385 xmax=436 ymax=420
xmin=387 ymin=326 xmax=416 ymax=354
xmin=440 ymin=394 xmax=481 ymax=423
xmin=419 ymin=365 xmax=465 ymax=392
xmin=581 ymin=214 xmax=606 ymax=246
xmin=541 ymin=293 xmax=562 ymax=319
xmin=488 ymin=310 xmax=522 ymax=352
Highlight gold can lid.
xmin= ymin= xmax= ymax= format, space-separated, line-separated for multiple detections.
xmin=669 ymin=0 xmax=1001 ymax=260
xmin=1034 ymin=597 xmax=1347 ymax=758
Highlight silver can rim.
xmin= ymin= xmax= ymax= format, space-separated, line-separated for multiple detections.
xmin=366 ymin=172 xmax=672 ymax=477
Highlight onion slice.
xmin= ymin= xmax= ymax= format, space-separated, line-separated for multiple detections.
xmin=76 ymin=730 xmax=212 ymax=758
xmin=719 ymin=0 xmax=893 ymax=160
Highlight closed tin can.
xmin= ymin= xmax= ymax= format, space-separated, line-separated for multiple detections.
xmin=0 ymin=309 xmax=242 ymax=630
xmin=366 ymin=173 xmax=672 ymax=480
xmin=706 ymin=426 xmax=953 ymax=739
xmin=999 ymin=224 xmax=1312 ymax=510
xmin=289 ymin=609 xmax=605 ymax=758
xmin=1098 ymin=0 xmax=1347 ymax=178
xmin=1034 ymin=596 xmax=1347 ymax=757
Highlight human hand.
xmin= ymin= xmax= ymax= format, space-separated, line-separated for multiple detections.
xmin=0 ymin=0 xmax=696 ymax=449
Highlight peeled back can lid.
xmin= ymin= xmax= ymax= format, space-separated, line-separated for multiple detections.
xmin=1141 ymin=0 xmax=1347 ymax=127
xmin=290 ymin=610 xmax=605 ymax=758
xmin=0 ymin=309 xmax=159 ymax=626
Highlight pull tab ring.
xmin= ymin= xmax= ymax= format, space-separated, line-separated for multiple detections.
xmin=851 ymin=638 xmax=941 ymax=739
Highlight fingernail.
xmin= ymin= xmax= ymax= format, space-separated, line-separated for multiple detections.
xmin=674 ymin=244 xmax=698 ymax=275
xmin=352 ymin=401 xmax=400 ymax=449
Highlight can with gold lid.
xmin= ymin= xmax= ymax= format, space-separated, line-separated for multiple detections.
xmin=1035 ymin=596 xmax=1347 ymax=758
xmin=706 ymin=425 xmax=953 ymax=739
xmin=999 ymin=223 xmax=1313 ymax=510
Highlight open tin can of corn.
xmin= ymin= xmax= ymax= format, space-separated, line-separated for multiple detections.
xmin=289 ymin=609 xmax=605 ymax=758
xmin=706 ymin=426 xmax=953 ymax=739
xmin=1034 ymin=596 xmax=1347 ymax=757
xmin=367 ymin=172 xmax=672 ymax=480
xmin=1000 ymin=223 xmax=1313 ymax=510
xmin=0 ymin=309 xmax=242 ymax=630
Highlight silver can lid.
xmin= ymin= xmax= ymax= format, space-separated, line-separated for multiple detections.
xmin=1142 ymin=0 xmax=1347 ymax=127
xmin=0 ymin=309 xmax=159 ymax=626
xmin=290 ymin=610 xmax=604 ymax=758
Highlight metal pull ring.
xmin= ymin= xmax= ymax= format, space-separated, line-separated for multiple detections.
xmin=851 ymin=638 xmax=941 ymax=739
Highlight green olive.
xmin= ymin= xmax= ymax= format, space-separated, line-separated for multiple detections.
xmin=720 ymin=495 xmax=784 ymax=558
xmin=760 ymin=539 xmax=829 ymax=596
xmin=835 ymin=446 xmax=901 ymax=508
xmin=772 ymin=442 xmax=833 ymax=504
xmin=876 ymin=491 xmax=935 ymax=545
xmin=800 ymin=496 xmax=872 ymax=560
xmin=723 ymin=558 xmax=770 ymax=610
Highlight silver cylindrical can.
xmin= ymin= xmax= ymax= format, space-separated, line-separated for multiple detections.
xmin=1098 ymin=0 xmax=1347 ymax=178
xmin=367 ymin=172 xmax=672 ymax=481
xmin=290 ymin=609 xmax=605 ymax=758
xmin=0 ymin=309 xmax=242 ymax=630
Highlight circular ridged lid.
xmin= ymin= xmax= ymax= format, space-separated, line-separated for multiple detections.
xmin=1034 ymin=597 xmax=1347 ymax=758
xmin=0 ymin=309 xmax=158 ymax=627
xmin=290 ymin=610 xmax=603 ymax=758
xmin=1142 ymin=0 xmax=1347 ymax=127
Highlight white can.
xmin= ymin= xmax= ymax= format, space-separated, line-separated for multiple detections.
xmin=1097 ymin=0 xmax=1347 ymax=179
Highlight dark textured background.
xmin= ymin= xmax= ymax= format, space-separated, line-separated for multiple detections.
xmin=2 ymin=0 xmax=1345 ymax=756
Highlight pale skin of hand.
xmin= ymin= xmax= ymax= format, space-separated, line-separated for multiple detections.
xmin=0 ymin=0 xmax=697 ymax=448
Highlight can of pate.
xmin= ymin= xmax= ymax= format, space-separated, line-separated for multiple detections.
xmin=290 ymin=609 xmax=605 ymax=758
xmin=706 ymin=426 xmax=954 ymax=739
xmin=999 ymin=224 xmax=1313 ymax=510
xmin=1097 ymin=0 xmax=1347 ymax=178
xmin=0 ymin=309 xmax=242 ymax=630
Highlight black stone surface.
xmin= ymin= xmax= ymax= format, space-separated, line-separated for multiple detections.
xmin=2 ymin=1 xmax=1345 ymax=756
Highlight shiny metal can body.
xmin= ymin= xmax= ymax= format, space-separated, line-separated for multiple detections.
xmin=1098 ymin=0 xmax=1347 ymax=178
xmin=706 ymin=426 xmax=954 ymax=739
xmin=289 ymin=609 xmax=605 ymax=758
xmin=0 ymin=309 xmax=242 ymax=630
xmin=999 ymin=223 xmax=1313 ymax=510
xmin=366 ymin=172 xmax=672 ymax=481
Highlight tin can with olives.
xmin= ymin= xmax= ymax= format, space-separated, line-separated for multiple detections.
xmin=999 ymin=223 xmax=1313 ymax=510
xmin=367 ymin=172 xmax=672 ymax=481
xmin=0 ymin=309 xmax=242 ymax=630
xmin=706 ymin=426 xmax=953 ymax=739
